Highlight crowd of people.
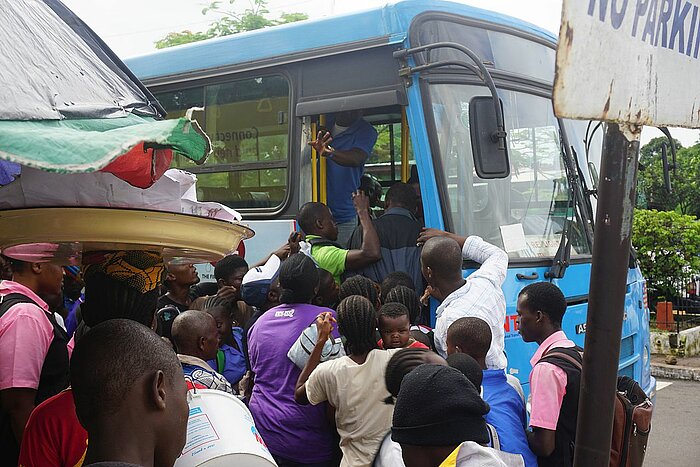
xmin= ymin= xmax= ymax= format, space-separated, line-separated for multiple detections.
xmin=0 ymin=179 xmax=584 ymax=467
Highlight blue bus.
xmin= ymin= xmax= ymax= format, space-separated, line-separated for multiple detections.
xmin=126 ymin=0 xmax=655 ymax=399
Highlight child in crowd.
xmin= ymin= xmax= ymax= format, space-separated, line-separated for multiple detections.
xmin=446 ymin=317 xmax=535 ymax=467
xmin=384 ymin=285 xmax=434 ymax=349
xmin=383 ymin=348 xmax=447 ymax=401
xmin=295 ymin=296 xmax=397 ymax=467
xmin=171 ymin=309 xmax=233 ymax=394
xmin=70 ymin=319 xmax=189 ymax=467
xmin=377 ymin=303 xmax=428 ymax=350
xmin=202 ymin=296 xmax=247 ymax=390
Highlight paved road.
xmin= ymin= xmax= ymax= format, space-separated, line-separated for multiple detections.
xmin=645 ymin=379 xmax=700 ymax=466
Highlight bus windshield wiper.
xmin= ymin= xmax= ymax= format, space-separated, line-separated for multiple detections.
xmin=546 ymin=129 xmax=591 ymax=279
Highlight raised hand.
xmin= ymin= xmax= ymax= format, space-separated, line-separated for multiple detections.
xmin=309 ymin=131 xmax=334 ymax=157
xmin=316 ymin=312 xmax=336 ymax=342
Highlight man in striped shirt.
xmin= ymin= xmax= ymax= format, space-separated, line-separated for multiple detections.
xmin=418 ymin=229 xmax=509 ymax=369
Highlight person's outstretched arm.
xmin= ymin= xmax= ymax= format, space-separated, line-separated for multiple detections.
xmin=461 ymin=236 xmax=508 ymax=287
xmin=344 ymin=191 xmax=381 ymax=270
xmin=309 ymin=131 xmax=369 ymax=167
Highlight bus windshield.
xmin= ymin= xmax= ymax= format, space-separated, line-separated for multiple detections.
xmin=429 ymin=83 xmax=591 ymax=259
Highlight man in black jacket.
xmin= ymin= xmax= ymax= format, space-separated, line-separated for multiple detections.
xmin=347 ymin=182 xmax=423 ymax=290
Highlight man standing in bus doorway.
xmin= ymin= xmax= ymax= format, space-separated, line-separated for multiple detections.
xmin=310 ymin=110 xmax=378 ymax=247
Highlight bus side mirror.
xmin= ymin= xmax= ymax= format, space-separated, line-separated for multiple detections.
xmin=661 ymin=144 xmax=672 ymax=193
xmin=469 ymin=96 xmax=510 ymax=179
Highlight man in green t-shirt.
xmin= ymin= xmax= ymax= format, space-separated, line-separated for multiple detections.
xmin=297 ymin=191 xmax=381 ymax=284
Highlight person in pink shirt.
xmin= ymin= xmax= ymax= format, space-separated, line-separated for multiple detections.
xmin=516 ymin=282 xmax=581 ymax=467
xmin=0 ymin=258 xmax=67 ymax=466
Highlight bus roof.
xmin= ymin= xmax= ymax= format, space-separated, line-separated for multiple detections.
xmin=125 ymin=0 xmax=557 ymax=82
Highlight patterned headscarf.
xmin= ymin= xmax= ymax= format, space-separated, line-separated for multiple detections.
xmin=82 ymin=251 xmax=165 ymax=293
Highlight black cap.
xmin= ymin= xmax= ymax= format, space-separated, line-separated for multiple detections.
xmin=391 ymin=364 xmax=490 ymax=446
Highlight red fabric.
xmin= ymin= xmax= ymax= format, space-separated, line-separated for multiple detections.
xmin=236 ymin=241 xmax=246 ymax=259
xmin=377 ymin=339 xmax=429 ymax=350
xmin=18 ymin=389 xmax=87 ymax=467
xmin=99 ymin=143 xmax=173 ymax=189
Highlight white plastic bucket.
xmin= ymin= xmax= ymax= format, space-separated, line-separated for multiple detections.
xmin=175 ymin=389 xmax=277 ymax=467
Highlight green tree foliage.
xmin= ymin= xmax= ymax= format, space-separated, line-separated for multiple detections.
xmin=154 ymin=31 xmax=212 ymax=49
xmin=635 ymin=137 xmax=700 ymax=216
xmin=155 ymin=0 xmax=308 ymax=49
xmin=632 ymin=209 xmax=700 ymax=300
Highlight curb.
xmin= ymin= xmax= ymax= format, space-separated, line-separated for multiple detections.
xmin=651 ymin=363 xmax=700 ymax=381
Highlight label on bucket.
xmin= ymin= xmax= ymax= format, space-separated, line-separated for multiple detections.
xmin=251 ymin=425 xmax=268 ymax=450
xmin=182 ymin=413 xmax=220 ymax=455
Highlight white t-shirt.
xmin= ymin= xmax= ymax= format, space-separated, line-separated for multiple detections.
xmin=306 ymin=349 xmax=399 ymax=467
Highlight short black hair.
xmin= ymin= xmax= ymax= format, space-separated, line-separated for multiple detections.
xmin=519 ymin=282 xmax=567 ymax=325
xmin=337 ymin=295 xmax=377 ymax=356
xmin=447 ymin=317 xmax=491 ymax=360
xmin=384 ymin=182 xmax=417 ymax=212
xmin=297 ymin=202 xmax=329 ymax=235
xmin=446 ymin=352 xmax=483 ymax=392
xmin=339 ymin=275 xmax=380 ymax=309
xmin=278 ymin=253 xmax=319 ymax=304
xmin=171 ymin=310 xmax=216 ymax=355
xmin=214 ymin=255 xmax=248 ymax=282
xmin=384 ymin=285 xmax=421 ymax=324
xmin=71 ymin=319 xmax=182 ymax=429
xmin=360 ymin=174 xmax=382 ymax=200
xmin=421 ymin=237 xmax=463 ymax=279
xmin=384 ymin=348 xmax=432 ymax=399
xmin=380 ymin=271 xmax=415 ymax=302
xmin=378 ymin=302 xmax=409 ymax=322
xmin=5 ymin=257 xmax=27 ymax=274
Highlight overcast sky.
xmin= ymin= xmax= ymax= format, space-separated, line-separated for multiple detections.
xmin=61 ymin=0 xmax=698 ymax=146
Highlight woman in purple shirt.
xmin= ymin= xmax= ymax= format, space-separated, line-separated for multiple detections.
xmin=247 ymin=254 xmax=337 ymax=466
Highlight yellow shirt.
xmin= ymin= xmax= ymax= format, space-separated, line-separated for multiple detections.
xmin=439 ymin=445 xmax=461 ymax=467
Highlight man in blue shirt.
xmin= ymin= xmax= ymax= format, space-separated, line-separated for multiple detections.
xmin=446 ymin=317 xmax=538 ymax=467
xmin=310 ymin=110 xmax=378 ymax=246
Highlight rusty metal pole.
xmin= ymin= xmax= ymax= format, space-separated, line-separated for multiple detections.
xmin=573 ymin=123 xmax=640 ymax=467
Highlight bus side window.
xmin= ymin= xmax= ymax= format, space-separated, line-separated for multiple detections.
xmin=365 ymin=112 xmax=413 ymax=188
xmin=155 ymin=74 xmax=291 ymax=210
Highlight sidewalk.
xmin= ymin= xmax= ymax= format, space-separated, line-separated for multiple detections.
xmin=651 ymin=354 xmax=700 ymax=381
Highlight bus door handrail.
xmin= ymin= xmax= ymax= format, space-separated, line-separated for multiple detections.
xmin=400 ymin=107 xmax=410 ymax=182
xmin=319 ymin=115 xmax=328 ymax=204
xmin=311 ymin=120 xmax=319 ymax=202
xmin=394 ymin=41 xmax=506 ymax=150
